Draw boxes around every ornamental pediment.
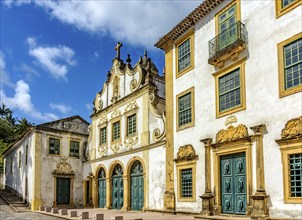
[53,158,74,177]
[215,124,249,144]
[281,116,302,139]
[175,144,198,162]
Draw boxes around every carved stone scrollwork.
[124,100,138,113]
[94,94,103,112]
[153,112,166,142]
[111,143,122,154]
[98,115,108,126]
[98,145,108,157]
[175,144,198,162]
[281,116,302,139]
[53,158,74,177]
[124,136,138,150]
[216,124,249,143]
[149,91,159,107]
[111,109,122,119]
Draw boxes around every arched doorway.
[112,164,123,209]
[130,160,144,210]
[98,168,106,208]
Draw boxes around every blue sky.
[0,0,200,124]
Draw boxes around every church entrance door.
[220,153,246,214]
[112,164,123,209]
[56,177,70,205]
[130,161,144,211]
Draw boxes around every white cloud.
[4,0,200,49]
[1,80,59,121]
[0,51,15,88]
[26,37,76,80]
[50,103,71,114]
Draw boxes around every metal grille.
[127,114,136,136]
[113,121,120,141]
[219,68,241,112]
[100,127,107,145]
[284,38,302,90]
[178,39,191,72]
[178,92,192,127]
[49,138,60,155]
[289,153,302,197]
[180,168,193,198]
[70,141,79,157]
[282,0,295,8]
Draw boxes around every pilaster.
[250,124,269,218]
[122,175,129,210]
[200,138,214,216]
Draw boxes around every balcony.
[208,21,248,67]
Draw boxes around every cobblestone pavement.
[0,196,61,220]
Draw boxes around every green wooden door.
[98,168,106,208]
[221,153,246,215]
[112,164,123,209]
[218,4,237,51]
[130,161,144,211]
[56,178,70,205]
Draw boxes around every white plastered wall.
[172,0,302,217]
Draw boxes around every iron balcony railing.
[208,21,248,62]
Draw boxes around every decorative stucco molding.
[215,124,249,143]
[111,142,122,154]
[175,144,198,162]
[98,115,108,126]
[110,109,122,119]
[94,94,103,112]
[124,136,138,150]
[98,145,108,157]
[281,116,302,139]
[53,158,74,177]
[124,100,139,113]
[153,112,166,143]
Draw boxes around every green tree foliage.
[0,103,34,172]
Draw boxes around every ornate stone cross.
[115,42,123,60]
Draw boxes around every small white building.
[83,45,166,211]
[155,0,301,219]
[2,116,89,210]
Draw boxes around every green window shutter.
[180,168,193,198]
[113,121,121,141]
[283,38,302,90]
[178,38,191,72]
[18,151,21,168]
[70,141,80,157]
[100,127,107,145]
[218,4,238,50]
[49,138,60,155]
[178,92,192,127]
[25,145,28,165]
[289,153,302,197]
[219,68,241,112]
[127,114,136,136]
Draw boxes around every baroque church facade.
[155,0,301,219]
[83,44,166,211]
